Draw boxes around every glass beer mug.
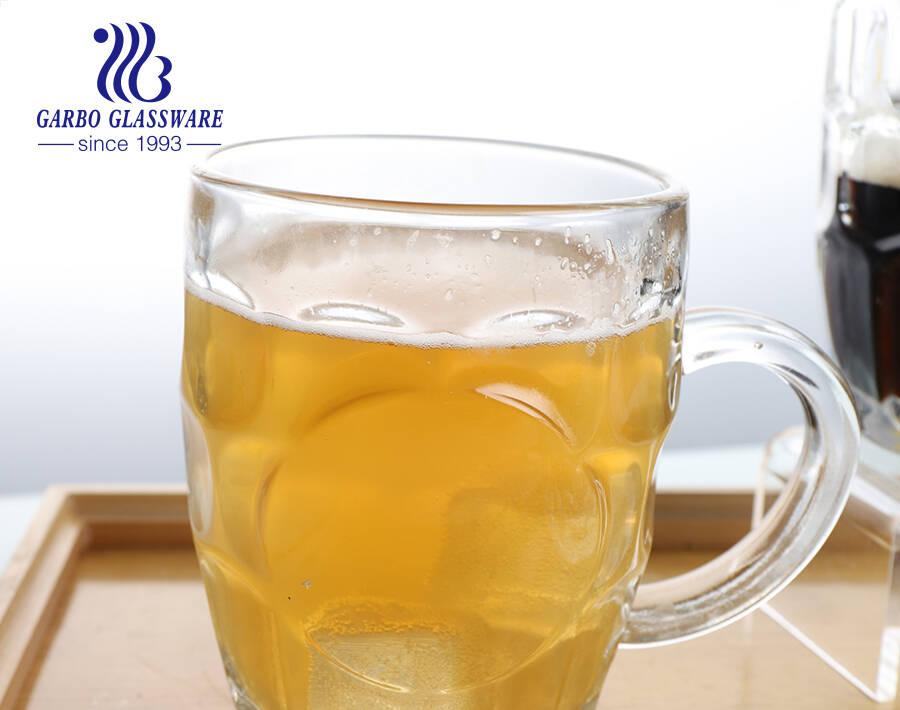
[181,136,858,710]
[820,0,900,449]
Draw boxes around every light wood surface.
[0,487,893,709]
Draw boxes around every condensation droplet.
[754,342,763,350]
[484,254,492,265]
[534,237,543,247]
[584,234,591,243]
[349,237,358,247]
[405,263,413,272]
[302,579,312,590]
[434,232,454,248]
[564,226,572,238]
[560,257,569,270]
[605,239,616,265]
[585,341,597,357]
[444,288,454,301]
[490,229,501,241]
[511,236,519,245]
[373,226,383,236]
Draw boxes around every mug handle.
[621,307,859,646]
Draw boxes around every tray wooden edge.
[0,485,189,707]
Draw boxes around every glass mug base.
[226,680,600,710]
[183,136,858,708]
[219,636,609,710]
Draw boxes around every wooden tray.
[0,486,887,709]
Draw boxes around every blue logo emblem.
[93,23,172,103]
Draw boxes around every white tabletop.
[0,444,767,575]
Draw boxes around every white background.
[0,0,832,493]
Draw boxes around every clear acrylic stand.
[758,426,900,702]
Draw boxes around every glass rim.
[192,134,688,214]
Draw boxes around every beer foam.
[846,116,900,189]
[184,217,685,349]
[185,277,671,349]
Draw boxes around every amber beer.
[182,285,676,710]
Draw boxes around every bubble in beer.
[534,237,543,247]
[373,227,383,236]
[490,229,501,241]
